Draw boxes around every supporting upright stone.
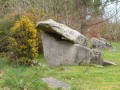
[41,32,92,67]
[41,32,76,67]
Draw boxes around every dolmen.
[36,19,92,67]
[36,19,115,67]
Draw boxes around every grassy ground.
[0,42,120,90]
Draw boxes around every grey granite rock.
[41,32,92,67]
[91,49,103,65]
[36,19,87,46]
[42,77,70,90]
[91,37,112,50]
[91,37,107,50]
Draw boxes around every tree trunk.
[75,0,88,35]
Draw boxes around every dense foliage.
[8,16,38,65]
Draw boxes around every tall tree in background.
[0,0,120,38]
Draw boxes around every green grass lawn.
[0,42,120,90]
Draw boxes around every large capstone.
[36,19,87,46]
[41,32,92,67]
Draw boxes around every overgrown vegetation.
[0,0,120,41]
[0,42,120,90]
[8,16,38,65]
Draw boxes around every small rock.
[91,37,112,50]
[90,49,103,65]
[42,77,70,90]
[102,60,116,66]
[99,38,112,47]
[109,47,118,52]
[91,37,106,50]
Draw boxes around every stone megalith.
[40,32,92,67]
[36,19,87,46]
[36,19,92,67]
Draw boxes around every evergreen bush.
[9,16,38,65]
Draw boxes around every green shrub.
[9,16,38,65]
[0,20,13,52]
[23,8,45,53]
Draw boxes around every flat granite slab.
[36,19,87,46]
[42,77,70,90]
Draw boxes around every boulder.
[102,60,116,66]
[99,38,106,42]
[90,49,116,66]
[99,38,112,47]
[74,44,92,65]
[90,38,116,65]
[41,32,92,67]
[42,77,70,90]
[91,37,107,50]
[91,37,112,50]
[36,19,87,46]
[90,49,103,65]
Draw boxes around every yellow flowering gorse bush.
[10,16,38,64]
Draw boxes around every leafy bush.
[23,8,46,53]
[9,16,38,65]
[0,20,13,52]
